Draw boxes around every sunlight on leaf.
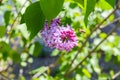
[84,0,96,26]
[40,0,64,22]
[82,68,91,78]
[24,1,45,40]
[0,26,6,38]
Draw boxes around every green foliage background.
[0,0,120,80]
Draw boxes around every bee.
[79,29,85,33]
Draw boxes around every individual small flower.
[56,25,78,52]
[50,18,60,27]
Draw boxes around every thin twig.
[33,61,58,78]
[33,51,65,78]
[0,72,11,80]
[112,71,120,80]
[66,21,120,76]
[28,0,32,3]
[7,0,27,39]
[101,17,120,29]
[64,7,118,76]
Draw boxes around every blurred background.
[0,0,120,80]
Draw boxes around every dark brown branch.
[102,17,120,29]
[66,22,120,76]
[64,7,118,76]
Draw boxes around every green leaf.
[10,51,21,63]
[84,0,96,26]
[74,0,84,9]
[75,74,82,80]
[0,42,11,60]
[51,49,59,56]
[105,52,112,62]
[4,11,11,27]
[19,76,25,80]
[69,2,77,9]
[47,76,54,80]
[24,1,45,40]
[82,68,91,78]
[99,33,107,39]
[0,26,6,38]
[0,42,20,62]
[18,24,30,39]
[21,61,27,67]
[98,73,110,80]
[20,14,25,24]
[61,16,72,26]
[106,0,116,8]
[29,66,46,74]
[97,0,113,10]
[40,0,64,22]
[27,57,33,63]
[0,42,10,52]
[29,42,42,57]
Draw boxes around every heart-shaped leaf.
[24,1,45,40]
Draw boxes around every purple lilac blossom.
[41,18,61,48]
[41,18,78,52]
[57,25,78,51]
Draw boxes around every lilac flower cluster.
[41,18,78,52]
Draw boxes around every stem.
[7,0,27,39]
[33,51,65,78]
[28,0,32,3]
[64,7,118,76]
[103,17,120,28]
[112,71,120,80]
[0,72,10,80]
[66,22,120,76]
